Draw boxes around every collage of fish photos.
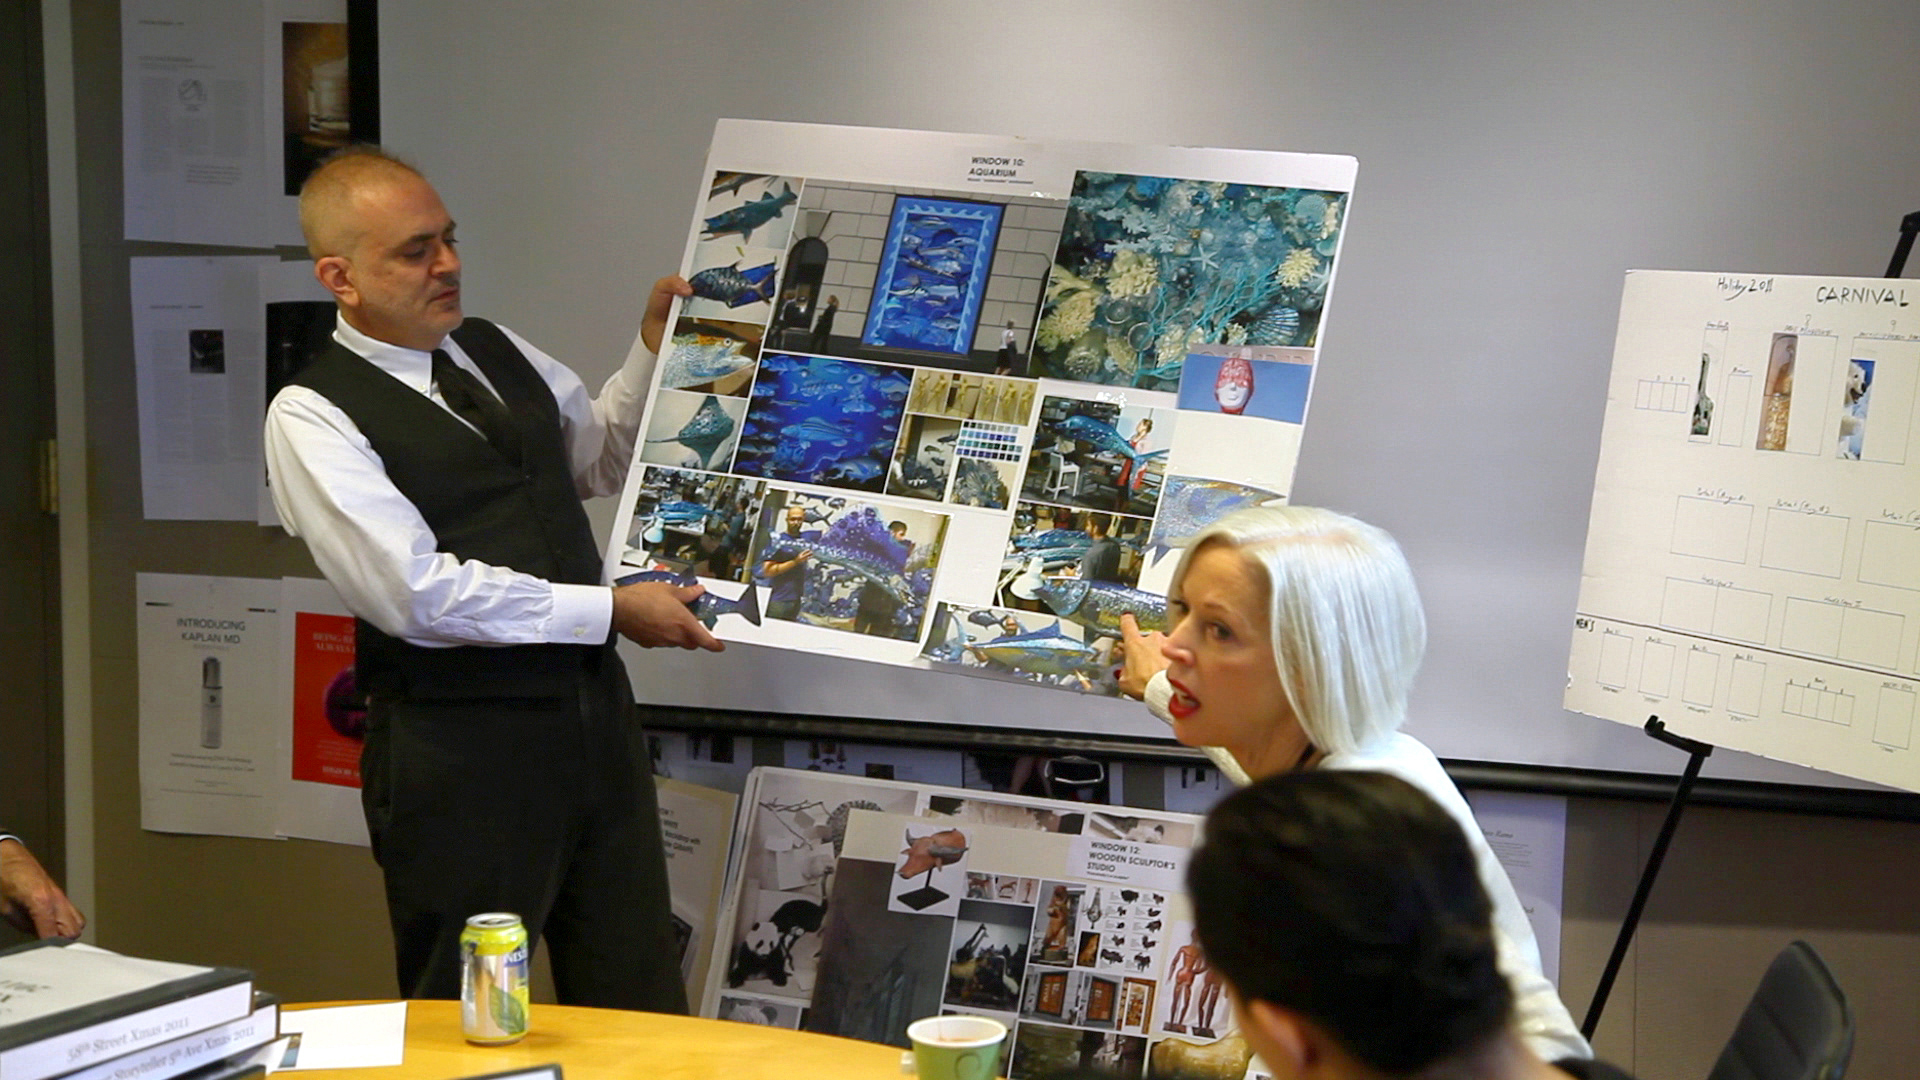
[620,155,1346,694]
[704,769,1255,1080]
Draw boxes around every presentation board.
[606,120,1349,717]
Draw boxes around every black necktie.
[431,348,521,464]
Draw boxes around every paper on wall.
[136,573,283,839]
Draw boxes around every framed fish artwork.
[861,196,1003,357]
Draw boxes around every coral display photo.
[1033,171,1345,390]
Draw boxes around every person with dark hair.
[1078,514,1122,583]
[1189,770,1635,1080]
[808,295,839,354]
[853,521,911,636]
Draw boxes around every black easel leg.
[1581,717,1714,1041]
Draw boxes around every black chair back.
[1706,941,1853,1080]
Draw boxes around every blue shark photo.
[1034,171,1346,389]
[700,176,800,246]
[733,353,912,492]
[862,196,1003,356]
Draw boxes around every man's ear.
[313,256,357,306]
[1243,998,1317,1075]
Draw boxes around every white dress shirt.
[264,316,655,648]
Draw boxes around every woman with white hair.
[1118,505,1589,1062]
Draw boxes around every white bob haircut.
[1169,505,1427,757]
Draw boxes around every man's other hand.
[613,581,724,652]
[641,276,695,356]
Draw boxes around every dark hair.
[1187,771,1512,1075]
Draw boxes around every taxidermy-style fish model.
[689,261,778,308]
[615,566,762,629]
[1051,415,1169,493]
[1008,557,1168,637]
[647,395,735,470]
[701,182,798,244]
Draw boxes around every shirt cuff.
[1144,670,1176,724]
[551,583,614,644]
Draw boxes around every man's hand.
[1116,612,1170,700]
[1,838,85,939]
[640,275,695,356]
[613,581,724,652]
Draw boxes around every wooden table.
[286,1001,905,1080]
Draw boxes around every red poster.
[290,611,363,787]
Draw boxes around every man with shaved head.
[266,146,708,1012]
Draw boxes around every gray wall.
[380,0,1920,787]
[59,1,1920,1076]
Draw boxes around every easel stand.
[1886,210,1920,278]
[1580,716,1714,1040]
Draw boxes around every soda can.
[461,913,530,1045]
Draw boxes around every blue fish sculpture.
[967,619,1106,679]
[614,567,762,629]
[701,182,798,244]
[689,261,778,309]
[1146,476,1286,562]
[662,341,756,388]
[1008,557,1168,637]
[806,507,916,607]
[647,395,735,470]
[1052,415,1170,493]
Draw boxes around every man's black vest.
[290,318,609,700]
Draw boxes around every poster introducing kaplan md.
[136,573,284,839]
[608,120,1354,699]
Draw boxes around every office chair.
[1705,940,1853,1080]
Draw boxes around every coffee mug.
[900,1015,1007,1080]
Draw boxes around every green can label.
[461,913,530,1044]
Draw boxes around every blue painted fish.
[787,416,851,447]
[647,395,735,470]
[701,182,798,244]
[651,500,710,527]
[806,507,916,606]
[689,261,778,308]
[966,619,1106,679]
[615,566,762,629]
[1012,528,1091,552]
[1146,476,1287,562]
[822,457,884,484]
[1008,557,1168,637]
[1052,415,1169,493]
